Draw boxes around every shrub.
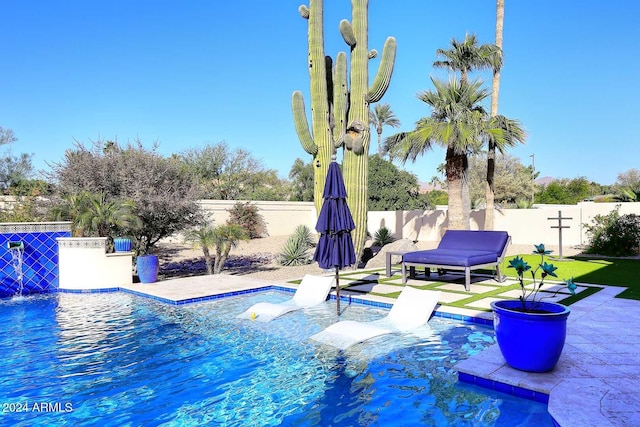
[48,140,203,255]
[227,202,266,239]
[277,225,314,266]
[373,226,396,247]
[585,205,640,256]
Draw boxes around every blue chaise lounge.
[401,230,511,291]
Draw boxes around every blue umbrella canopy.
[313,161,357,315]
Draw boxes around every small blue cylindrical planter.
[491,300,570,372]
[114,238,132,252]
[136,255,159,283]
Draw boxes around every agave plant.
[277,225,315,266]
[508,244,577,311]
[372,226,396,247]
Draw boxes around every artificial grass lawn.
[499,254,640,300]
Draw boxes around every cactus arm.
[292,91,318,155]
[339,19,356,47]
[298,5,310,19]
[367,37,396,103]
[332,51,348,147]
[368,49,377,59]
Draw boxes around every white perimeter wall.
[367,202,640,246]
[199,200,640,246]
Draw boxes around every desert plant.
[507,244,577,311]
[372,226,396,247]
[277,225,315,266]
[183,224,217,275]
[212,223,249,274]
[585,205,640,257]
[49,140,203,255]
[227,201,266,239]
[292,0,397,257]
[51,191,141,240]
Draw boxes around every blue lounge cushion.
[402,249,497,267]
[437,230,509,254]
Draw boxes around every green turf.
[500,254,640,300]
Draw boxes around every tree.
[49,140,203,255]
[468,153,535,206]
[179,142,288,201]
[433,33,503,226]
[0,152,35,193]
[385,78,490,229]
[368,155,430,210]
[486,0,506,229]
[535,177,599,204]
[183,224,217,275]
[211,224,249,274]
[0,127,17,146]
[613,168,640,200]
[433,33,502,85]
[288,158,314,202]
[369,103,400,156]
[76,193,141,239]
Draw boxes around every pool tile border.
[457,372,550,404]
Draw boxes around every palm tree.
[434,33,502,223]
[52,191,140,239]
[486,0,506,229]
[78,193,140,238]
[184,225,217,274]
[433,33,502,85]
[385,77,490,230]
[369,103,401,156]
[212,224,249,274]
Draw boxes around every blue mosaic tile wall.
[0,223,72,298]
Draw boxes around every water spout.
[7,241,25,297]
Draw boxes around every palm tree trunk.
[446,146,468,230]
[203,247,213,275]
[485,0,504,230]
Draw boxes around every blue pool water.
[0,292,552,426]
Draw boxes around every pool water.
[0,292,552,426]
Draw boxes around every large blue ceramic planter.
[136,255,159,283]
[491,300,570,373]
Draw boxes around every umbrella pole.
[335,267,341,315]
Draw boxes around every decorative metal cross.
[547,210,572,259]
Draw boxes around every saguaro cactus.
[292,0,396,256]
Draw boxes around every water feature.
[7,241,24,297]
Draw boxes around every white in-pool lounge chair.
[237,274,335,322]
[309,287,441,350]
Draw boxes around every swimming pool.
[0,291,551,426]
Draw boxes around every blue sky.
[2,1,638,186]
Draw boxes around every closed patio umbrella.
[313,160,357,315]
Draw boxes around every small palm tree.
[369,103,401,156]
[212,224,249,274]
[78,193,140,238]
[52,191,140,239]
[184,225,217,274]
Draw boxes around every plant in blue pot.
[491,244,577,372]
[114,237,133,252]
